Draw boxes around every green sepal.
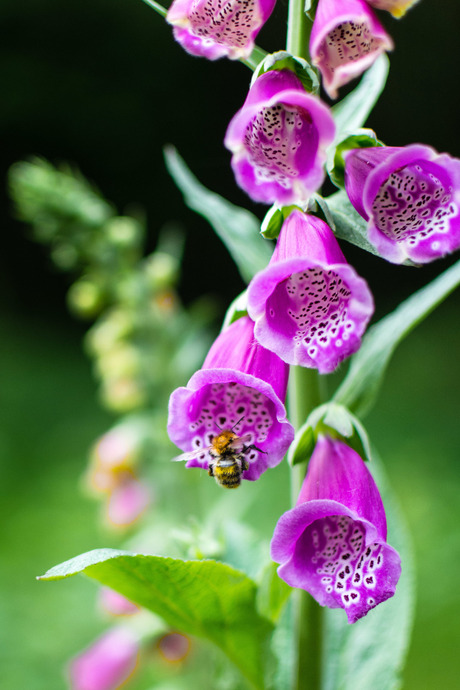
[288,402,371,466]
[251,51,320,95]
[260,204,302,240]
[221,290,249,330]
[327,129,383,189]
[304,0,319,21]
[39,549,274,690]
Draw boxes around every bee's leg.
[208,465,214,477]
[242,443,267,455]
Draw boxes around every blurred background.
[1,0,460,687]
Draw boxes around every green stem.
[286,0,313,59]
[288,366,324,690]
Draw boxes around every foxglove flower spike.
[310,0,394,99]
[168,316,294,481]
[345,145,460,263]
[271,436,401,623]
[225,70,335,205]
[247,211,374,373]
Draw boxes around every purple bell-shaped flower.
[247,211,374,373]
[310,0,394,99]
[345,145,460,263]
[168,316,294,482]
[224,70,335,205]
[271,435,401,624]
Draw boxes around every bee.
[172,423,265,489]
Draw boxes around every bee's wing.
[228,433,253,450]
[171,447,211,463]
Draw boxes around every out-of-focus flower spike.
[247,211,374,373]
[105,476,152,528]
[224,69,335,205]
[271,435,401,624]
[168,315,294,482]
[166,0,277,61]
[99,588,140,617]
[345,145,460,263]
[310,0,394,99]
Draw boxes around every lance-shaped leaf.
[331,54,389,142]
[39,550,273,689]
[164,146,272,284]
[334,257,460,417]
[322,449,414,690]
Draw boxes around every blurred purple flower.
[247,211,374,373]
[224,69,335,204]
[310,0,393,99]
[166,0,276,60]
[168,316,294,481]
[345,145,460,263]
[106,476,151,528]
[99,588,140,617]
[366,0,419,18]
[69,627,139,690]
[271,436,401,624]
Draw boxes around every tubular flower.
[310,0,394,99]
[166,0,276,61]
[247,211,374,373]
[168,316,294,481]
[271,436,401,624]
[69,627,139,690]
[366,0,419,19]
[345,145,460,263]
[224,69,335,205]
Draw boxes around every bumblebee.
[173,428,264,489]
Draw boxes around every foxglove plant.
[247,210,374,372]
[168,315,294,481]
[345,145,460,263]
[166,0,277,60]
[271,435,401,623]
[32,0,460,688]
[224,69,335,204]
[310,0,393,99]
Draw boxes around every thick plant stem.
[288,366,324,690]
[286,0,312,59]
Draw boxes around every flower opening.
[247,211,374,373]
[166,0,276,60]
[345,145,460,263]
[271,436,401,623]
[168,316,294,481]
[224,70,335,205]
[310,0,394,99]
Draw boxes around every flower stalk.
[288,366,324,690]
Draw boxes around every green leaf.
[320,190,381,257]
[39,550,273,689]
[164,146,272,284]
[334,257,460,417]
[322,450,415,690]
[332,55,390,142]
[256,561,292,624]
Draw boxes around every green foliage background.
[1,0,460,688]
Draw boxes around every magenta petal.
[224,70,335,205]
[69,627,139,690]
[310,0,394,99]
[271,437,401,624]
[345,145,460,263]
[168,317,294,481]
[166,0,277,60]
[247,211,374,373]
